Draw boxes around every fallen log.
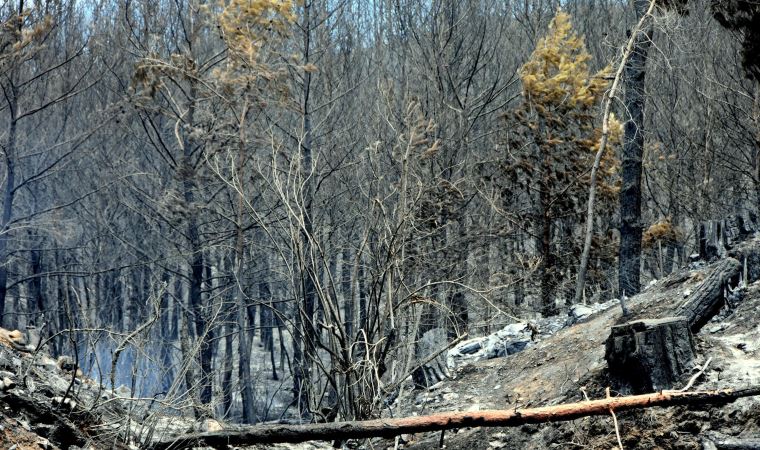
[677,257,740,332]
[150,386,760,449]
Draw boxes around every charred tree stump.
[607,258,742,393]
[605,317,695,393]
[700,221,725,262]
[677,257,740,332]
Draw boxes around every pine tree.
[503,11,621,316]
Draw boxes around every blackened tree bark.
[220,318,234,418]
[258,271,278,381]
[234,111,255,424]
[411,300,439,388]
[28,233,43,307]
[159,272,177,393]
[535,118,556,316]
[357,259,367,332]
[711,1,760,82]
[619,0,653,298]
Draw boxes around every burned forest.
[0,0,759,449]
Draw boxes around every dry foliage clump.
[642,217,683,248]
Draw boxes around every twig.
[607,387,624,450]
[580,387,590,402]
[667,357,712,393]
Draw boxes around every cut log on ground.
[677,257,741,332]
[605,317,695,393]
[149,386,760,449]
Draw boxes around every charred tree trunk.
[357,259,368,332]
[258,256,277,380]
[232,121,255,424]
[180,78,213,412]
[291,0,317,419]
[449,291,468,340]
[175,278,196,413]
[28,232,44,319]
[411,298,439,388]
[220,268,236,419]
[220,323,234,419]
[537,132,555,317]
[159,281,176,393]
[447,217,469,340]
[618,0,653,298]
[0,91,18,328]
[341,247,354,340]
[699,214,757,261]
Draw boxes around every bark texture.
[699,213,757,261]
[605,317,695,393]
[676,257,741,332]
[618,0,654,298]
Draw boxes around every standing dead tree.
[575,0,657,304]
[618,0,656,298]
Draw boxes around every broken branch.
[150,386,760,449]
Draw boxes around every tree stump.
[605,317,695,394]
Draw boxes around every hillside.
[94,239,756,449]
[2,1,760,443]
[389,253,760,449]
[0,242,758,449]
